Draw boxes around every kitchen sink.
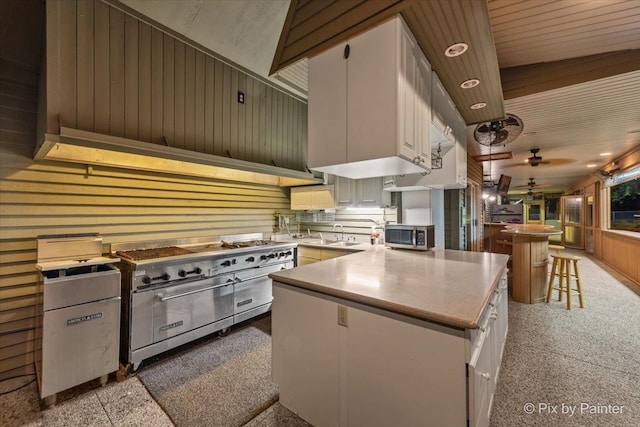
[327,241,360,247]
[300,240,360,247]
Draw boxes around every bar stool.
[546,254,584,309]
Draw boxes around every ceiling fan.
[512,177,553,193]
[503,148,574,168]
[473,113,524,147]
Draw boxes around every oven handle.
[156,280,234,302]
[235,265,290,283]
[234,273,267,283]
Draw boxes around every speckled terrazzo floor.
[489,249,640,426]
[2,250,638,426]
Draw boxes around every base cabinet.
[273,270,508,427]
[297,246,352,265]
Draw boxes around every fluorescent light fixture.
[34,127,321,187]
[599,152,611,156]
[586,164,598,168]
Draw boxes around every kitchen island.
[269,246,509,427]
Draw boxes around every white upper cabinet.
[308,15,431,179]
[290,185,335,210]
[385,72,467,191]
[333,176,389,208]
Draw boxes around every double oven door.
[152,274,235,343]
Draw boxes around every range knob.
[161,273,170,281]
[178,269,186,277]
[284,250,292,256]
[142,276,151,284]
[246,256,255,262]
[221,259,237,267]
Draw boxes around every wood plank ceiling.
[271,0,506,125]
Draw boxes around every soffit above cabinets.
[271,0,505,125]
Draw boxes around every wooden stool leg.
[546,257,558,303]
[566,259,572,310]
[574,259,584,308]
[557,258,565,302]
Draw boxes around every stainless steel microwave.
[385,225,435,250]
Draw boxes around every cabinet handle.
[481,372,491,381]
[344,44,350,59]
[413,156,421,165]
[490,311,498,320]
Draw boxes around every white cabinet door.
[272,285,340,427]
[416,53,432,161]
[357,177,383,206]
[346,304,467,427]
[468,320,494,427]
[308,42,348,169]
[398,25,418,162]
[290,189,311,210]
[334,175,356,207]
[347,16,400,163]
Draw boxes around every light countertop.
[270,246,509,329]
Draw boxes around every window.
[609,178,640,232]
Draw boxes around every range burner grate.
[116,246,194,261]
[221,240,273,249]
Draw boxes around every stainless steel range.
[112,233,296,371]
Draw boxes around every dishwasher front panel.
[40,296,121,398]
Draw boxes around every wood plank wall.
[0,0,304,380]
[46,0,307,171]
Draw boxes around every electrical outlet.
[337,305,348,327]
[237,91,245,104]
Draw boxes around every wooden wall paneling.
[258,84,270,163]
[204,56,215,155]
[173,41,185,149]
[213,60,224,156]
[195,51,206,154]
[124,14,139,139]
[150,27,163,144]
[229,68,239,158]
[283,92,291,169]
[76,0,94,131]
[184,46,196,152]
[236,73,251,160]
[222,64,232,157]
[162,34,175,145]
[109,7,125,136]
[93,0,110,134]
[137,22,151,141]
[251,79,260,163]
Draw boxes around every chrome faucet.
[333,223,344,240]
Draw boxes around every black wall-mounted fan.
[473,113,523,146]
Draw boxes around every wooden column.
[511,235,549,304]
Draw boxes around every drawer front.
[468,323,494,427]
[234,275,272,314]
[44,266,120,310]
[153,280,233,342]
[41,297,120,397]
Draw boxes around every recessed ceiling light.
[470,102,487,110]
[600,152,612,156]
[587,164,598,168]
[444,42,469,57]
[460,78,480,89]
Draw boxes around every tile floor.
[2,250,638,427]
